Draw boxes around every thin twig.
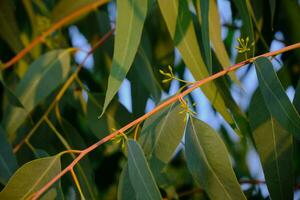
[1,0,110,70]
[31,42,300,200]
[13,29,115,153]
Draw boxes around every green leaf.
[0,0,24,53]
[185,117,246,200]
[59,118,99,199]
[293,79,300,114]
[254,57,300,138]
[127,140,162,200]
[209,0,239,83]
[249,91,293,200]
[0,156,61,199]
[269,0,276,28]
[195,0,212,74]
[101,0,149,117]
[118,163,136,200]
[0,74,24,109]
[130,46,162,103]
[138,102,185,169]
[157,0,234,126]
[87,94,133,139]
[0,127,18,185]
[51,0,108,22]
[232,0,255,58]
[2,49,71,141]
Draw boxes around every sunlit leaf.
[255,57,300,138]
[127,140,162,200]
[209,0,239,83]
[101,0,149,117]
[51,0,110,22]
[118,163,136,200]
[138,102,185,172]
[249,91,293,200]
[157,0,234,126]
[185,117,246,200]
[0,156,61,199]
[0,127,18,185]
[2,50,71,142]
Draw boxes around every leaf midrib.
[270,117,284,200]
[256,63,300,130]
[189,119,232,199]
[23,156,60,198]
[128,146,155,199]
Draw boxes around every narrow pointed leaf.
[158,0,234,125]
[127,140,162,200]
[101,0,148,116]
[0,74,24,109]
[2,50,71,141]
[138,102,185,167]
[255,57,300,138]
[269,0,276,28]
[118,163,136,200]
[249,91,293,200]
[0,0,24,53]
[0,156,61,199]
[0,127,18,185]
[51,0,109,22]
[185,117,246,200]
[195,0,212,74]
[209,0,239,83]
[232,0,255,57]
[293,79,300,113]
[87,94,133,139]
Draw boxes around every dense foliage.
[0,0,300,199]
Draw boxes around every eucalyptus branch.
[13,29,114,153]
[31,42,300,200]
[1,0,110,70]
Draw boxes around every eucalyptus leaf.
[0,0,24,53]
[269,0,276,28]
[118,163,136,200]
[232,0,255,59]
[101,0,149,117]
[2,50,71,142]
[293,79,300,113]
[59,118,99,199]
[209,0,239,83]
[0,127,18,185]
[52,0,97,21]
[249,91,293,200]
[185,117,246,200]
[157,0,234,126]
[195,0,212,74]
[127,140,162,200]
[138,102,185,172]
[0,74,24,109]
[255,57,300,138]
[87,93,133,139]
[0,156,61,199]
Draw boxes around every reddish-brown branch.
[32,43,300,199]
[13,29,114,153]
[1,0,110,70]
